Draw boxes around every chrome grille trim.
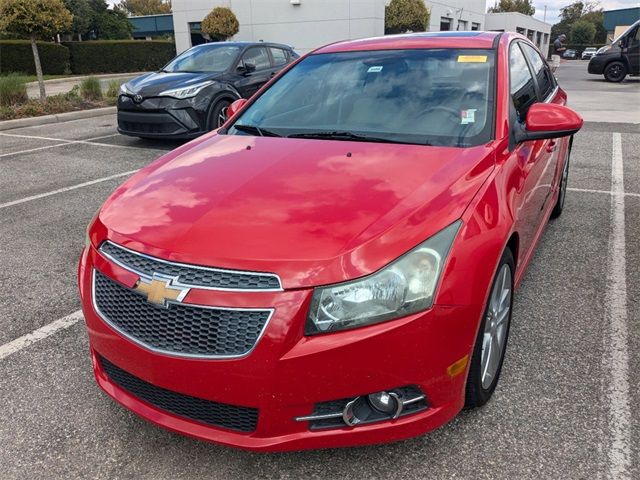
[91,269,274,359]
[98,241,283,292]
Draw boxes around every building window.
[471,22,480,31]
[536,31,543,47]
[189,22,205,46]
[516,27,526,35]
[440,17,452,31]
[457,20,468,31]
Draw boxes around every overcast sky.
[107,1,639,26]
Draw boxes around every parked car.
[116,42,298,139]
[563,49,577,59]
[589,19,640,82]
[581,47,597,60]
[80,31,582,451]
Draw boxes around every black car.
[588,19,640,82]
[117,42,298,139]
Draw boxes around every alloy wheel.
[481,264,512,389]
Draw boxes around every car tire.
[604,61,627,82]
[550,143,570,219]
[208,98,232,130]
[464,248,514,409]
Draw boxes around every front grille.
[99,355,258,432]
[93,270,272,357]
[99,242,282,291]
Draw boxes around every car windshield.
[229,48,496,147]
[162,44,241,73]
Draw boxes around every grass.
[0,73,28,106]
[80,76,102,101]
[0,74,121,120]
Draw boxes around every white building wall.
[485,12,552,57]
[172,0,386,54]
[424,0,487,32]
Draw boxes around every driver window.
[510,43,537,123]
[239,47,271,71]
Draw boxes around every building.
[425,0,486,32]
[171,0,386,54]
[603,7,640,42]
[130,13,174,40]
[484,12,551,56]
[168,0,551,56]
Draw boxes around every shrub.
[80,76,102,100]
[385,0,430,34]
[64,40,175,74]
[201,7,239,41]
[106,79,120,98]
[0,40,70,75]
[571,20,596,45]
[0,73,28,106]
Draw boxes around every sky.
[107,1,640,25]
[530,0,638,23]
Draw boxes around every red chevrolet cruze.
[79,32,583,451]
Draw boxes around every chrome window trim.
[99,240,283,292]
[91,268,275,360]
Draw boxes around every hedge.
[0,41,70,75]
[64,41,176,74]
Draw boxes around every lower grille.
[99,355,258,432]
[93,270,272,358]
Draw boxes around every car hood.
[96,134,495,288]
[126,71,224,97]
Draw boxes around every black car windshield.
[229,49,496,147]
[162,44,241,73]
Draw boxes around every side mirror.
[227,98,248,119]
[515,103,583,143]
[237,62,256,75]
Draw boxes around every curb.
[25,72,146,88]
[0,106,116,131]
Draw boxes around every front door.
[234,47,275,98]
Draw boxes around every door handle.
[546,139,557,153]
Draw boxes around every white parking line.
[568,187,640,198]
[604,132,631,479]
[0,310,83,361]
[0,132,165,157]
[0,169,139,210]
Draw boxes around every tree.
[384,0,430,34]
[63,0,93,40]
[551,1,604,44]
[571,19,596,44]
[95,8,133,39]
[0,0,73,100]
[488,0,535,16]
[201,6,239,41]
[117,0,171,16]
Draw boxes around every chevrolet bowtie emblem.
[133,274,190,307]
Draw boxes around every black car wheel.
[604,61,627,82]
[465,248,514,409]
[208,99,232,130]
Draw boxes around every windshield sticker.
[367,66,384,73]
[461,109,477,124]
[457,55,488,63]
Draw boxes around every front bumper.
[79,245,480,451]
[587,55,608,74]
[117,95,207,139]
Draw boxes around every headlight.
[158,81,214,99]
[306,221,461,335]
[119,83,132,95]
[596,45,611,55]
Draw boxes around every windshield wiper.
[233,124,281,137]
[287,131,417,144]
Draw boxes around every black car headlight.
[158,81,214,100]
[306,221,461,335]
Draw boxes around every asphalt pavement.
[0,62,638,479]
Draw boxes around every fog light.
[368,391,403,418]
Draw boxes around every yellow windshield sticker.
[458,55,488,63]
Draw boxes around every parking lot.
[0,62,638,479]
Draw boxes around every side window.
[510,43,537,123]
[521,43,555,100]
[270,48,289,67]
[240,47,271,71]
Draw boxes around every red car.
[78,31,583,451]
